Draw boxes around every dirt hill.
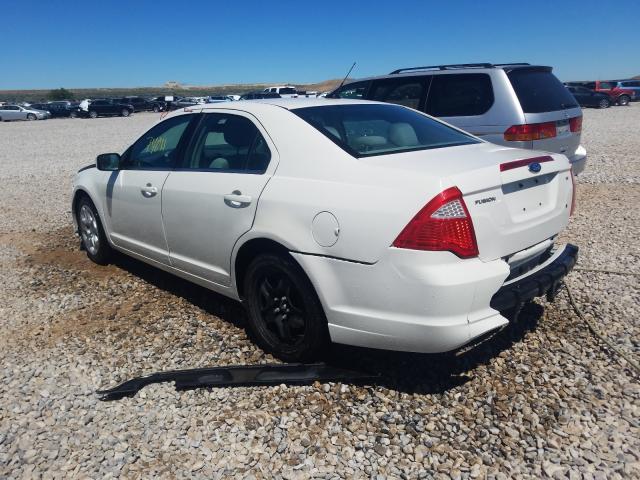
[0,79,347,103]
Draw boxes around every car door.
[107,113,195,264]
[3,106,23,120]
[161,111,277,287]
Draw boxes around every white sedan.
[72,99,578,361]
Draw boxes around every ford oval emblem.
[528,162,542,173]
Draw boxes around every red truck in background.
[566,80,635,106]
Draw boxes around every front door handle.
[141,183,158,198]
[224,190,252,208]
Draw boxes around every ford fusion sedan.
[72,99,578,361]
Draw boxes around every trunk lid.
[364,142,573,261]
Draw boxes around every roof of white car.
[164,98,385,120]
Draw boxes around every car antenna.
[338,62,357,89]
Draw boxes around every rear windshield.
[293,104,479,158]
[508,69,578,113]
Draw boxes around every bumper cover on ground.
[490,244,578,312]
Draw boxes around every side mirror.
[96,152,121,171]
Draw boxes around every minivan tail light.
[504,121,557,141]
[393,187,479,258]
[569,116,582,133]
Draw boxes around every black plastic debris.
[97,363,380,401]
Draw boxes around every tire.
[27,113,36,121]
[618,95,630,106]
[243,253,329,362]
[89,110,98,119]
[153,105,160,113]
[75,196,112,265]
[70,111,78,118]
[598,98,611,109]
[121,109,130,117]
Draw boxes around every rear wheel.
[153,105,160,113]
[70,110,78,118]
[618,95,630,106]
[76,196,112,265]
[598,98,611,109]
[89,110,98,119]
[121,109,130,117]
[27,113,36,121]
[243,253,329,362]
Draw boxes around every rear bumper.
[293,243,578,354]
[490,244,578,312]
[568,145,587,175]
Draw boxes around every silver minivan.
[329,63,586,174]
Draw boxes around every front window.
[370,78,427,110]
[293,104,479,158]
[125,114,192,169]
[279,87,297,95]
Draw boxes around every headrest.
[389,122,419,147]
[223,117,256,148]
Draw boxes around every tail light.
[570,170,577,216]
[393,187,479,258]
[569,116,582,133]
[504,121,557,141]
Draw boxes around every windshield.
[293,104,479,158]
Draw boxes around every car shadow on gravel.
[110,250,544,395]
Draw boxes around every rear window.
[426,73,494,117]
[293,103,479,158]
[508,69,578,113]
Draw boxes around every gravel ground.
[0,108,638,479]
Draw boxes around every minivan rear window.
[508,69,578,113]
[293,103,479,158]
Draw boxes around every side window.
[426,73,494,117]
[331,80,371,99]
[370,78,427,110]
[184,113,271,173]
[125,114,192,170]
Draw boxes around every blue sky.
[1,0,637,89]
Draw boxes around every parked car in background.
[119,96,164,112]
[31,101,83,118]
[206,95,232,103]
[72,99,578,361]
[565,85,611,108]
[612,80,640,100]
[566,80,635,106]
[240,91,281,100]
[87,99,134,118]
[263,86,298,98]
[330,63,587,174]
[172,97,200,109]
[0,104,50,121]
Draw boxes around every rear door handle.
[224,190,252,208]
[141,184,158,197]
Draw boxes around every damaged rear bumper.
[490,243,579,312]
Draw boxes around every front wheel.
[121,109,130,117]
[27,113,36,121]
[89,110,98,119]
[243,253,329,362]
[153,105,160,113]
[598,98,611,109]
[70,110,78,118]
[618,95,630,106]
[76,197,112,265]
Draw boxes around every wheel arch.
[71,188,110,240]
[233,237,302,300]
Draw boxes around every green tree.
[48,88,74,101]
